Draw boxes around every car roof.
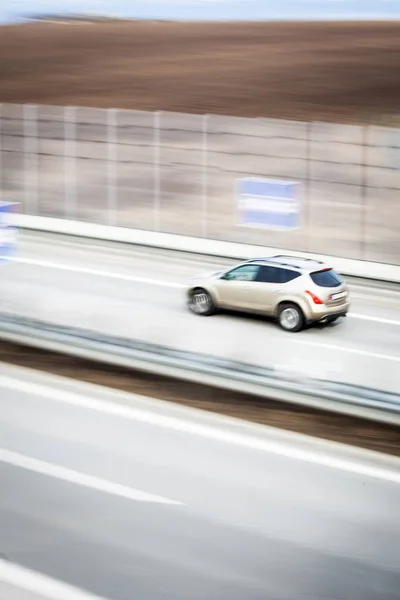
[245,255,330,272]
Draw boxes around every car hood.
[191,270,223,280]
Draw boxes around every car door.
[244,265,284,313]
[214,264,260,309]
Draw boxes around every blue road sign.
[0,201,19,262]
[237,178,301,230]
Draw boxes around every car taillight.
[305,290,323,305]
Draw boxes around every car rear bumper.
[306,301,350,323]
[315,310,348,323]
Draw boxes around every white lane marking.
[0,447,182,506]
[290,339,400,363]
[12,257,400,326]
[0,558,108,600]
[12,257,185,289]
[1,375,399,484]
[352,292,400,303]
[350,313,400,326]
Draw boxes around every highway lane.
[0,558,107,600]
[1,230,400,393]
[1,364,400,600]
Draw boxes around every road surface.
[0,363,400,600]
[0,365,400,600]
[1,230,400,394]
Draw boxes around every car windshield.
[310,268,342,288]
[223,264,259,281]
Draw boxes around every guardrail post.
[107,108,118,226]
[64,106,77,220]
[23,104,38,215]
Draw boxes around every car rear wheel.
[278,303,304,332]
[188,288,215,316]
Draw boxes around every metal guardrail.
[0,313,399,426]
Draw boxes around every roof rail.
[245,255,326,268]
[244,257,301,269]
[271,254,324,263]
[244,257,274,264]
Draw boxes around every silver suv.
[187,255,350,332]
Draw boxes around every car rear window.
[310,269,342,288]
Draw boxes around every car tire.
[277,302,304,332]
[188,288,215,316]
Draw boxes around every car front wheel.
[188,288,215,316]
[277,303,304,332]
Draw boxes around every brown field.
[1,20,400,123]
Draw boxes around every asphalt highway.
[1,230,400,394]
[0,363,400,600]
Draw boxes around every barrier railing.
[1,313,399,425]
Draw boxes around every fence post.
[304,121,312,251]
[360,124,369,261]
[64,106,77,220]
[201,114,209,238]
[23,104,38,215]
[107,108,118,226]
[0,104,2,199]
[153,111,161,232]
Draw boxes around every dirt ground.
[1,341,399,457]
[1,20,400,123]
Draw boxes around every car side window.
[223,264,260,282]
[280,269,301,283]
[255,266,283,284]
